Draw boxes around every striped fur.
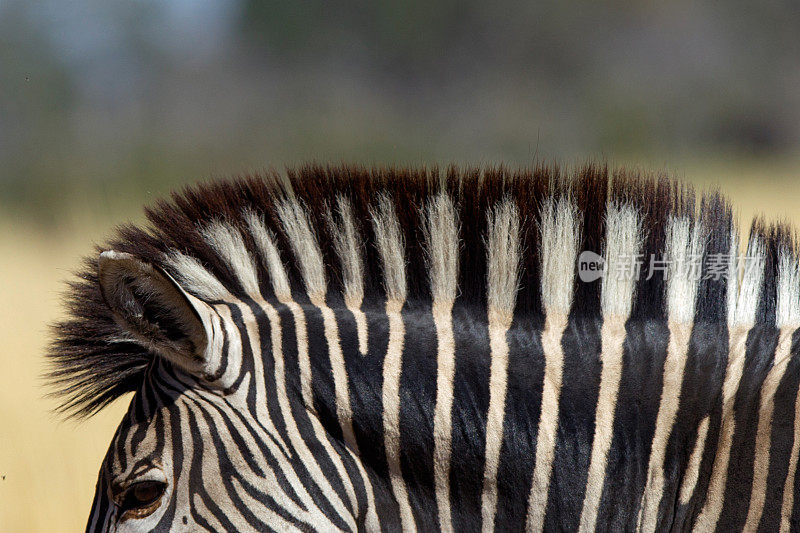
[527,196,581,532]
[47,164,800,532]
[579,202,641,532]
[481,199,521,532]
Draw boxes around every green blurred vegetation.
[2,0,799,227]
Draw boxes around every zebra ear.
[98,251,215,375]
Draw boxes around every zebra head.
[84,249,375,531]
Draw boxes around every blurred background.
[1,0,799,530]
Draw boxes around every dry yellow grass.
[0,164,798,531]
[0,212,133,532]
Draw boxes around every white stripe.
[432,302,456,533]
[730,235,765,328]
[371,196,416,531]
[527,196,580,532]
[164,250,232,301]
[200,221,261,293]
[664,218,704,324]
[243,210,292,298]
[327,196,369,355]
[481,317,512,533]
[423,193,460,532]
[352,308,369,356]
[679,415,711,505]
[383,301,416,532]
[527,313,568,532]
[539,197,581,317]
[578,316,626,532]
[579,202,641,533]
[422,193,459,305]
[275,199,326,298]
[599,203,642,319]
[371,195,406,304]
[481,199,520,533]
[726,227,740,327]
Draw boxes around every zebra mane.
[48,163,798,416]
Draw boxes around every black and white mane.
[47,164,790,416]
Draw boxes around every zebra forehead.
[48,164,800,416]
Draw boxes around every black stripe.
[669,322,728,530]
[718,324,778,531]
[493,313,544,530]
[350,302,403,532]
[449,303,491,532]
[398,302,439,529]
[544,317,602,531]
[596,320,669,531]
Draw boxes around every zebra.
[48,164,800,532]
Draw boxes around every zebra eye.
[118,480,166,520]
